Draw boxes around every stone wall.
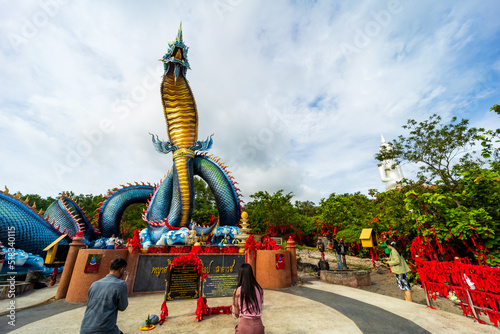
[320,269,371,288]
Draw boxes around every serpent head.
[161,22,190,81]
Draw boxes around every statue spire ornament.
[378,134,404,191]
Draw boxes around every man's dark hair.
[110,258,127,271]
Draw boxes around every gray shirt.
[80,274,128,334]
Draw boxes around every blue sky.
[0,0,499,205]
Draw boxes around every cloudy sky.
[1,0,499,206]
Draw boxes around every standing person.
[232,263,265,334]
[80,258,129,334]
[333,237,342,270]
[379,235,392,272]
[339,239,348,269]
[386,240,412,302]
[325,233,333,252]
[106,234,116,249]
[114,235,124,249]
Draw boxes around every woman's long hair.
[237,263,263,314]
[388,240,399,253]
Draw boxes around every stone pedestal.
[65,249,129,303]
[247,249,256,277]
[286,237,298,283]
[125,246,140,295]
[320,269,371,288]
[55,233,86,299]
[255,250,291,289]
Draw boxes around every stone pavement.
[1,280,498,334]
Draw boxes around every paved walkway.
[1,280,497,333]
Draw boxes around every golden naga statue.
[147,23,241,236]
[160,24,198,227]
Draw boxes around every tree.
[491,104,500,115]
[19,193,57,213]
[477,104,500,160]
[372,107,500,266]
[369,185,418,237]
[121,202,148,239]
[193,177,216,211]
[318,192,375,242]
[294,200,317,217]
[375,114,484,192]
[192,177,218,225]
[245,190,298,235]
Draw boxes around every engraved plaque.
[201,254,245,298]
[132,253,245,297]
[166,265,200,300]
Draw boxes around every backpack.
[339,242,346,255]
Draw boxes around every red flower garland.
[157,250,239,323]
[256,236,283,250]
[158,300,168,325]
[145,245,240,254]
[170,253,208,281]
[416,257,500,326]
[245,234,257,252]
[126,229,142,253]
[245,234,257,262]
[195,297,232,321]
[196,297,209,321]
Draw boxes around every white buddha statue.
[378,135,404,191]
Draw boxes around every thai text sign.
[133,254,245,297]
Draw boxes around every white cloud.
[1,0,499,208]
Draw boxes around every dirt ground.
[296,249,465,316]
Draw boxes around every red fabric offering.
[416,257,500,327]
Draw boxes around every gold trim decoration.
[173,148,195,160]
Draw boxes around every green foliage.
[294,200,318,217]
[245,190,298,234]
[121,202,147,239]
[318,192,375,243]
[193,177,216,212]
[371,106,500,266]
[19,193,57,213]
[244,190,319,246]
[400,163,500,265]
[369,183,426,238]
[192,177,218,225]
[491,104,500,115]
[476,105,500,160]
[375,114,484,192]
[70,192,105,219]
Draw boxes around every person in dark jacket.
[332,237,342,270]
[339,239,348,269]
[80,258,128,334]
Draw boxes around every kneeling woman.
[232,263,265,334]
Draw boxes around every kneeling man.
[80,258,128,334]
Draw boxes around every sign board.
[43,234,68,264]
[202,254,245,298]
[166,265,200,300]
[359,228,378,248]
[132,254,245,297]
[84,254,102,273]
